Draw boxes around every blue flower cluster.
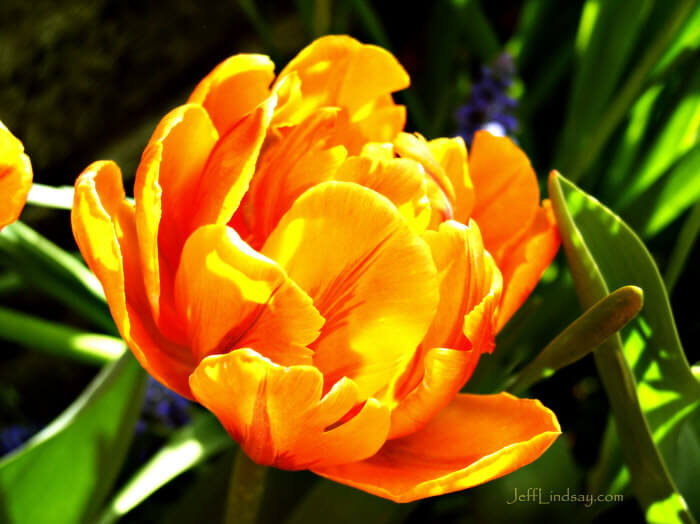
[0,424,36,456]
[456,52,518,144]
[135,376,191,434]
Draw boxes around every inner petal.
[261,181,439,402]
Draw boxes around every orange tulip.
[0,121,32,230]
[72,35,560,502]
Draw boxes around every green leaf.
[664,199,700,293]
[558,0,696,182]
[97,412,232,524]
[0,307,123,365]
[549,171,700,521]
[0,221,114,333]
[505,285,644,394]
[616,68,700,211]
[626,144,700,238]
[0,352,147,524]
[557,0,654,170]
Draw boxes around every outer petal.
[72,161,195,398]
[496,200,560,332]
[174,224,323,366]
[261,182,439,402]
[389,220,502,438]
[189,348,391,470]
[274,35,409,124]
[0,121,32,229]
[469,130,539,261]
[313,392,561,503]
[134,101,272,339]
[188,54,275,136]
[134,104,218,341]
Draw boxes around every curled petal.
[188,54,275,135]
[427,136,475,224]
[313,393,561,503]
[389,220,502,437]
[496,200,560,331]
[274,35,409,125]
[261,181,439,402]
[469,130,539,261]
[189,348,391,469]
[72,161,195,397]
[334,151,431,232]
[174,224,323,365]
[0,121,32,229]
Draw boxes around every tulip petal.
[388,220,502,438]
[334,152,430,232]
[187,96,275,232]
[247,108,347,245]
[174,224,323,365]
[188,54,275,135]
[189,348,391,469]
[261,181,439,402]
[469,130,539,261]
[134,104,218,340]
[72,161,195,398]
[0,121,32,229]
[313,392,561,503]
[427,136,475,224]
[275,35,409,124]
[496,201,560,331]
[394,133,457,227]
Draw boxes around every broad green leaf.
[0,352,147,524]
[549,172,700,522]
[0,307,123,365]
[653,3,700,77]
[506,285,643,394]
[97,412,232,524]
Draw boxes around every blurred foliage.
[1,0,699,523]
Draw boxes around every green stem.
[224,449,268,524]
[0,307,124,365]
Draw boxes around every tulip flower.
[72,35,560,502]
[0,121,33,230]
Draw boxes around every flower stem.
[224,448,268,524]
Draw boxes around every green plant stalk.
[664,199,700,293]
[97,413,232,524]
[0,307,123,365]
[224,448,269,524]
[26,183,75,210]
[565,0,696,182]
[506,285,643,394]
